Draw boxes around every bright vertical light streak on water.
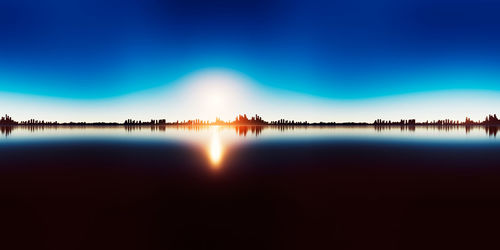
[208,126,224,168]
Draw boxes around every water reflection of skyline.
[486,126,498,137]
[235,126,263,137]
[1,124,499,172]
[0,126,13,137]
[1,125,500,138]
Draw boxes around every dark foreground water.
[1,125,499,249]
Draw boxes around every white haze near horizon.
[1,69,500,123]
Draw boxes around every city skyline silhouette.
[2,113,500,126]
[2,1,500,249]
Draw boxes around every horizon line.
[1,113,499,126]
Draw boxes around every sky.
[1,0,500,122]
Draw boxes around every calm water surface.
[0,125,499,249]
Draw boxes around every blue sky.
[1,0,500,121]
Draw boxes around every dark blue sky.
[1,0,500,99]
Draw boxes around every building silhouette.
[0,113,499,127]
[0,114,17,125]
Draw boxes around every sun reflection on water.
[208,126,224,168]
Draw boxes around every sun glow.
[176,69,255,121]
[205,90,225,112]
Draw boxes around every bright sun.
[182,70,251,120]
[208,92,224,106]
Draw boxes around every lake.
[1,125,499,249]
